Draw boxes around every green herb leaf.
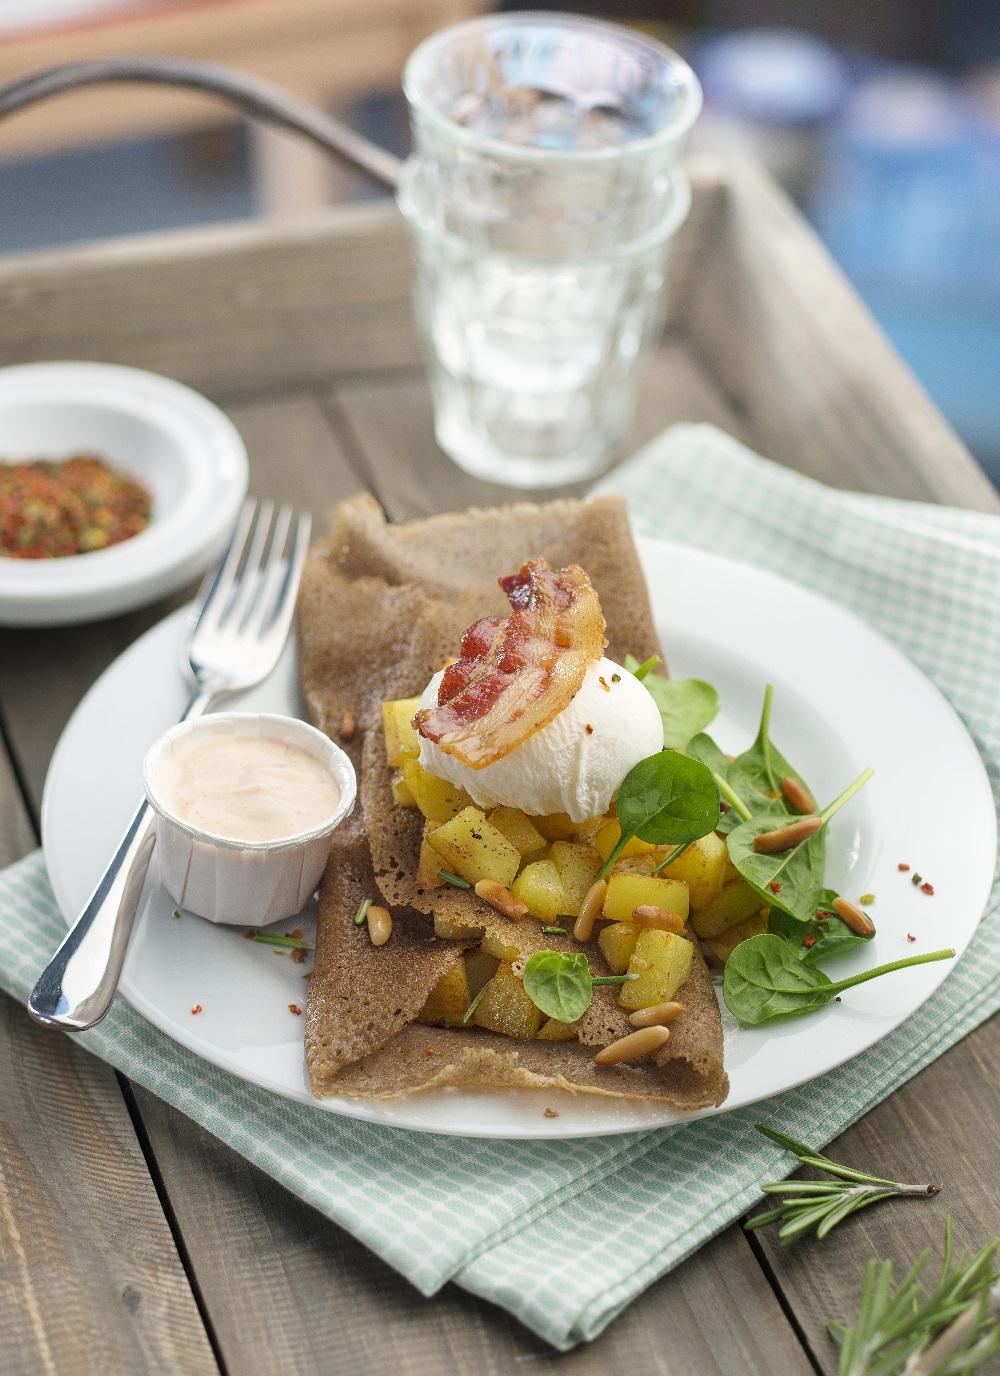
[439,869,472,889]
[624,656,720,748]
[724,934,955,1026]
[624,653,660,682]
[522,950,593,1023]
[600,751,721,879]
[726,684,812,826]
[249,931,315,951]
[769,889,875,964]
[462,981,490,1025]
[686,732,731,778]
[542,925,567,935]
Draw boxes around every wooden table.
[1,155,998,1376]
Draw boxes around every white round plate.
[41,537,996,1138]
[0,362,248,625]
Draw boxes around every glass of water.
[398,13,700,488]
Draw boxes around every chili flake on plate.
[0,453,151,559]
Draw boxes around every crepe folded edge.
[298,493,729,1111]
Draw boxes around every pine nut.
[339,710,357,742]
[631,904,685,933]
[366,905,393,946]
[573,878,608,942]
[629,1001,685,1028]
[594,1025,670,1065]
[832,896,876,937]
[780,775,815,813]
[753,816,823,853]
[474,879,528,921]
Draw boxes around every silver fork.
[28,499,312,1032]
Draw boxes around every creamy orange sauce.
[157,732,339,842]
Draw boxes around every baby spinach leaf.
[768,891,875,965]
[723,934,954,1026]
[522,950,593,1022]
[600,751,721,878]
[727,816,827,925]
[727,684,811,825]
[686,732,730,778]
[624,656,721,749]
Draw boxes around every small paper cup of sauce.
[142,712,356,925]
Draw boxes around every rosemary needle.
[746,1124,941,1246]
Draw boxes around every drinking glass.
[398,13,701,488]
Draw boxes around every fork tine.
[224,498,275,632]
[194,497,257,637]
[240,503,294,640]
[253,511,312,660]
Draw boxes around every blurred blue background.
[0,0,997,485]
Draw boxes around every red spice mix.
[0,453,152,558]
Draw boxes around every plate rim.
[40,534,998,1137]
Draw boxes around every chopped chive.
[172,908,181,919]
[353,898,371,925]
[250,932,315,950]
[631,655,660,682]
[542,925,567,935]
[592,973,640,985]
[462,982,490,1024]
[859,893,875,905]
[439,869,472,889]
[611,673,621,683]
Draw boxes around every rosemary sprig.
[353,899,371,926]
[247,931,315,950]
[542,925,567,935]
[439,869,472,889]
[746,1125,941,1246]
[830,1219,1000,1375]
[462,982,490,1025]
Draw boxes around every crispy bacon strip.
[413,560,606,768]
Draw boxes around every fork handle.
[28,683,219,1031]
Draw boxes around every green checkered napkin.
[2,423,999,1351]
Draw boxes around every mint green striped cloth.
[2,424,999,1350]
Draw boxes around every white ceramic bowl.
[0,361,248,625]
[142,713,357,926]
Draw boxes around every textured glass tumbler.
[398,13,700,488]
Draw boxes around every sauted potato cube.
[381,697,422,767]
[618,930,693,1011]
[511,859,565,924]
[471,963,543,1039]
[657,832,728,913]
[602,873,689,924]
[594,818,657,864]
[690,877,765,939]
[704,911,769,965]
[550,841,601,916]
[481,929,527,964]
[401,760,475,825]
[537,1016,580,1041]
[533,812,579,842]
[598,921,639,975]
[487,806,547,858]
[426,807,520,887]
[416,838,446,891]
[391,773,417,807]
[433,911,485,941]
[417,957,470,1025]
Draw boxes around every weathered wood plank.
[126,1084,816,1376]
[753,1018,1000,1375]
[685,157,1000,514]
[0,751,217,1375]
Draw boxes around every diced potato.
[537,1016,580,1041]
[724,855,741,883]
[426,807,521,887]
[391,773,417,807]
[598,921,639,975]
[416,838,445,892]
[433,911,485,941]
[511,859,565,924]
[609,853,662,877]
[533,812,579,842]
[481,929,525,964]
[602,874,689,924]
[401,760,475,826]
[550,841,601,916]
[487,806,547,858]
[657,832,728,913]
[464,947,500,996]
[704,911,770,965]
[690,877,765,939]
[594,818,657,864]
[618,930,694,1011]
[381,697,422,767]
[471,963,543,1039]
[417,958,470,1025]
